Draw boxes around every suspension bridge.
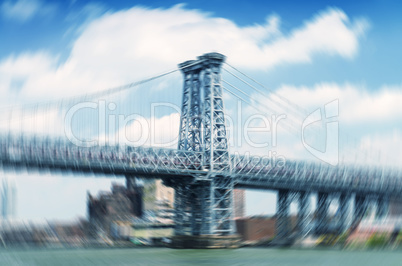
[0,53,401,247]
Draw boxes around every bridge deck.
[1,135,401,197]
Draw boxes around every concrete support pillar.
[276,190,291,240]
[376,196,389,219]
[298,192,311,237]
[338,194,351,233]
[353,194,368,227]
[315,192,330,235]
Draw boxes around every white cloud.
[66,3,105,22]
[258,9,369,67]
[247,83,402,166]
[68,5,366,69]
[0,52,58,101]
[0,0,54,22]
[0,106,64,137]
[273,83,402,124]
[113,113,180,149]
[359,130,402,167]
[1,0,39,21]
[0,5,369,100]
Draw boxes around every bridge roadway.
[1,135,401,198]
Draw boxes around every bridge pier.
[275,190,292,243]
[353,194,368,227]
[170,178,239,248]
[376,196,389,219]
[190,181,212,235]
[210,176,236,235]
[174,177,235,236]
[173,182,192,235]
[297,192,311,238]
[315,192,330,235]
[337,194,351,233]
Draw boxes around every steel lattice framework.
[0,53,402,241]
[173,53,234,236]
[3,135,401,196]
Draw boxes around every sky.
[0,0,402,220]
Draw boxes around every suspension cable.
[1,59,205,114]
[222,80,300,134]
[223,62,385,167]
[224,62,307,115]
[222,85,298,135]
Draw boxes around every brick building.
[235,215,297,243]
[233,189,246,218]
[236,216,276,242]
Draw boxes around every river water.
[0,247,400,265]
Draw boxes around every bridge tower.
[168,53,238,248]
[177,52,230,171]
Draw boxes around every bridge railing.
[0,134,203,176]
[127,146,203,172]
[1,134,402,194]
[230,154,402,195]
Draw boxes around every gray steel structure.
[172,53,234,235]
[0,53,402,241]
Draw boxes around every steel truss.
[231,154,402,197]
[1,134,402,198]
[210,175,235,235]
[0,135,204,176]
[201,55,230,172]
[174,53,234,237]
[172,176,235,236]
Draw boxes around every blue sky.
[2,0,402,89]
[1,0,402,219]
